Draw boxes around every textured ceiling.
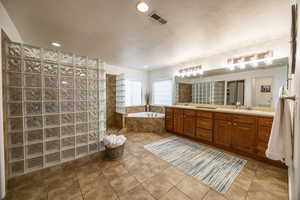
[1,0,290,70]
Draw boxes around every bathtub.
[126,112,165,133]
[127,112,165,118]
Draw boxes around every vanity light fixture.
[51,42,61,47]
[137,1,149,13]
[227,50,274,70]
[176,65,204,77]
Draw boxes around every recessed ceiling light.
[51,42,61,47]
[137,1,149,13]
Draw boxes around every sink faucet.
[235,101,241,109]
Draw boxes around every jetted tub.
[126,112,165,133]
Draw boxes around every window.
[125,80,142,106]
[152,80,172,105]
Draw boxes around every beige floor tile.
[102,164,129,179]
[176,175,209,200]
[109,174,140,195]
[224,184,247,200]
[247,191,288,200]
[160,187,191,200]
[160,166,186,185]
[202,190,227,200]
[142,174,174,199]
[130,164,156,183]
[119,185,155,200]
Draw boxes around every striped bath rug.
[144,136,246,193]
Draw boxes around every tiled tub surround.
[106,74,117,129]
[3,41,106,177]
[126,112,165,133]
[5,131,288,200]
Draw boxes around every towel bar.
[281,95,296,101]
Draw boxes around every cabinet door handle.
[227,122,231,125]
[233,123,237,126]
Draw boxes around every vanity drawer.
[196,111,213,119]
[184,109,196,117]
[258,117,273,127]
[233,115,256,125]
[196,118,213,130]
[196,128,212,142]
[165,108,174,114]
[215,113,233,121]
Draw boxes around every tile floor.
[5,131,288,200]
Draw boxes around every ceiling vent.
[149,12,167,25]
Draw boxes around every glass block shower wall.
[3,41,106,177]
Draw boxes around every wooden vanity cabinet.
[256,117,273,158]
[214,113,233,147]
[165,108,174,132]
[183,110,196,137]
[195,111,213,142]
[231,115,257,154]
[174,109,184,134]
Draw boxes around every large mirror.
[175,59,288,108]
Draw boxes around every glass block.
[89,111,98,122]
[62,137,75,148]
[25,130,43,146]
[76,145,88,156]
[8,42,21,57]
[75,78,87,89]
[46,152,60,164]
[76,112,88,123]
[75,68,87,77]
[7,58,22,72]
[61,102,74,112]
[87,58,97,68]
[43,63,58,75]
[62,148,75,160]
[88,80,98,90]
[8,117,23,132]
[76,123,88,134]
[44,76,58,88]
[23,45,41,59]
[61,125,75,137]
[61,113,74,125]
[60,53,73,65]
[45,115,60,127]
[88,69,98,79]
[44,89,58,101]
[25,88,42,101]
[88,90,98,101]
[25,74,41,87]
[43,49,58,62]
[8,88,22,101]
[45,140,60,153]
[89,143,98,153]
[76,135,88,145]
[9,132,23,145]
[60,66,73,76]
[88,101,98,111]
[61,76,74,88]
[24,60,41,73]
[8,103,23,116]
[7,72,21,87]
[75,56,87,66]
[10,161,24,175]
[44,102,59,113]
[25,116,43,130]
[60,89,74,100]
[76,90,87,101]
[25,102,42,115]
[76,101,87,112]
[89,132,97,142]
[10,146,24,160]
[45,128,60,140]
[26,156,43,170]
[26,143,43,157]
[89,122,99,132]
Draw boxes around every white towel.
[266,87,293,166]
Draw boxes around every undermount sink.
[195,106,217,109]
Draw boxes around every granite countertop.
[165,105,275,117]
